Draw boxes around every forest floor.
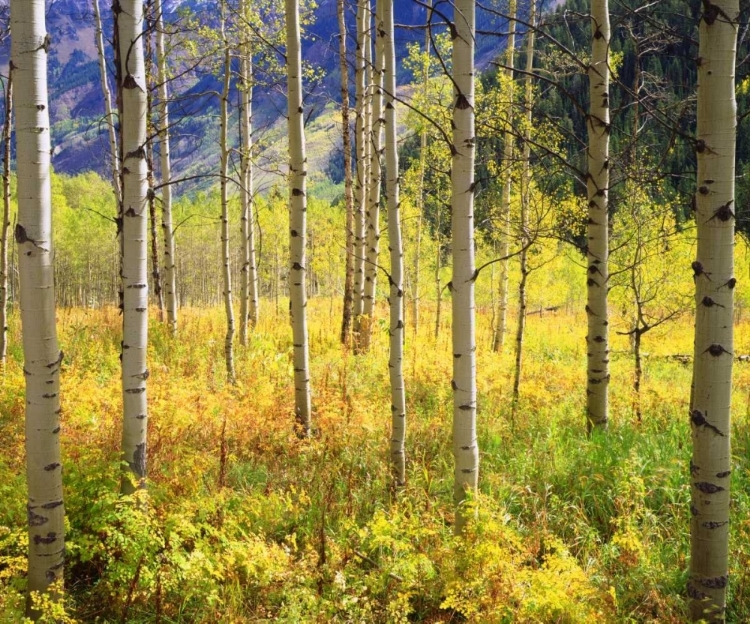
[1,301,750,622]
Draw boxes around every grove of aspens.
[2,0,750,622]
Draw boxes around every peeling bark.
[0,71,12,364]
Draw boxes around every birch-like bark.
[239,0,259,342]
[492,0,515,353]
[0,72,12,364]
[339,0,355,345]
[412,0,431,336]
[220,1,235,384]
[144,15,164,319]
[352,0,367,350]
[94,0,121,205]
[362,0,383,351]
[381,0,405,487]
[511,0,534,413]
[451,0,477,533]
[155,0,178,335]
[688,1,738,619]
[286,0,312,435]
[12,0,65,607]
[117,0,149,493]
[585,0,610,431]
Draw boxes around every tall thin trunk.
[412,0,431,337]
[510,0,534,415]
[220,1,235,384]
[339,0,355,346]
[12,1,65,609]
[688,1,738,619]
[633,328,642,422]
[352,0,367,350]
[451,0,477,534]
[144,10,164,319]
[381,0,405,487]
[117,0,149,494]
[286,0,312,435]
[239,0,259,343]
[492,0,516,353]
[434,206,442,340]
[155,0,178,335]
[362,0,383,351]
[94,0,121,205]
[585,0,610,431]
[0,72,12,364]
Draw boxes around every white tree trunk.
[11,0,66,606]
[0,72,12,364]
[412,0,431,337]
[94,0,121,205]
[492,0,515,353]
[155,0,178,335]
[220,2,235,383]
[362,0,383,350]
[338,0,355,345]
[239,2,259,342]
[352,0,368,349]
[689,1,738,619]
[586,0,610,431]
[286,0,312,435]
[381,0,405,487]
[451,0,477,533]
[117,0,149,493]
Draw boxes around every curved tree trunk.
[0,72,12,364]
[220,1,235,384]
[155,0,178,335]
[338,0,355,346]
[451,0,477,534]
[286,0,312,436]
[12,1,66,609]
[381,0,405,487]
[688,1,738,619]
[585,0,610,431]
[492,0,515,353]
[362,0,383,351]
[117,0,149,494]
[93,0,121,205]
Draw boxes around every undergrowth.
[2,300,750,622]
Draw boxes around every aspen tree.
[11,0,66,606]
[492,0,515,353]
[688,1,738,619]
[155,0,178,335]
[585,0,610,431]
[116,0,149,493]
[381,0,405,487]
[286,0,312,435]
[219,0,236,383]
[0,72,11,363]
[94,0,121,205]
[338,0,355,345]
[352,0,368,349]
[362,0,384,351]
[451,0,478,533]
[239,0,259,342]
[511,0,535,411]
[412,0,431,335]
